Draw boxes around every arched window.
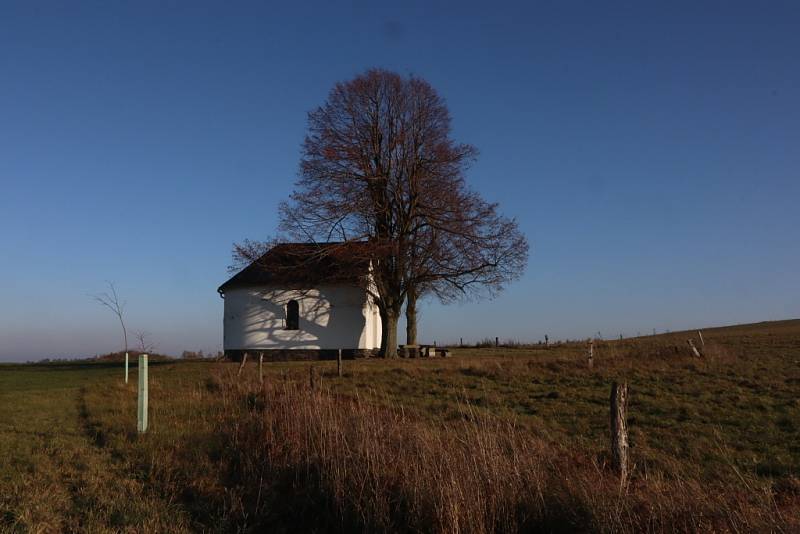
[285,299,299,330]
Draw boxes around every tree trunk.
[379,307,389,355]
[383,309,399,358]
[405,287,418,345]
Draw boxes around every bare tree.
[237,69,527,356]
[403,176,528,344]
[134,330,155,354]
[93,281,128,356]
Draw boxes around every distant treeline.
[31,350,223,364]
[181,350,224,360]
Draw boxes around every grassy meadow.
[1,320,799,532]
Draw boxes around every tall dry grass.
[210,367,797,533]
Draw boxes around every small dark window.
[286,300,299,330]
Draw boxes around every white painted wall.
[223,285,381,350]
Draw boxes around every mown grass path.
[0,364,190,533]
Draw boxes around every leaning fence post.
[238,352,248,377]
[125,351,129,384]
[698,331,705,348]
[610,381,628,482]
[337,349,342,377]
[137,354,148,433]
[259,352,264,384]
[687,339,702,358]
[587,340,594,369]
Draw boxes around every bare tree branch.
[92,281,128,355]
[134,330,155,354]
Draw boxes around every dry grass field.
[1,320,799,532]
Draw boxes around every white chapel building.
[218,243,382,360]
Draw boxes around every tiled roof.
[217,242,371,293]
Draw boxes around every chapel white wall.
[223,285,382,350]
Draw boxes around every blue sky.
[1,1,798,361]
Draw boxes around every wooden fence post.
[309,365,316,390]
[587,340,594,369]
[137,354,148,433]
[337,349,342,377]
[259,352,264,385]
[495,336,499,347]
[698,331,705,348]
[125,351,129,384]
[610,381,628,482]
[238,352,248,377]
[460,337,463,347]
[687,339,702,358]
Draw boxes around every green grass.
[1,320,799,531]
[0,362,197,531]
